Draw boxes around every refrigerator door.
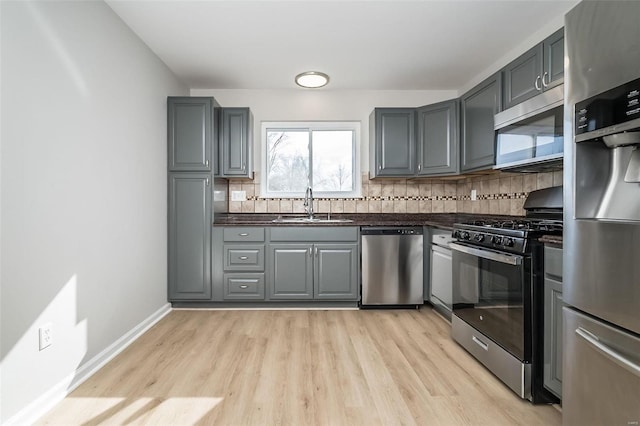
[563,307,640,426]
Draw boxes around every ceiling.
[106,0,578,91]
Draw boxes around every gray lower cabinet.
[212,226,359,303]
[314,244,358,300]
[219,107,253,178]
[503,28,564,109]
[268,227,360,301]
[417,100,459,176]
[268,242,358,301]
[168,173,212,300]
[168,97,219,172]
[223,273,265,300]
[369,108,416,177]
[218,227,266,301]
[269,244,314,299]
[543,245,563,399]
[460,72,502,172]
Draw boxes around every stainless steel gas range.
[450,186,562,404]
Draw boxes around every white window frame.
[260,121,361,198]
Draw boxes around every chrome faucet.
[304,186,314,219]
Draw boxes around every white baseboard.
[4,303,172,426]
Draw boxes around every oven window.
[496,105,563,165]
[452,248,528,361]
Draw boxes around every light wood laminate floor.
[38,308,561,425]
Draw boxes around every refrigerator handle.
[576,327,640,378]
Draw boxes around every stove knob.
[503,237,514,247]
[474,233,485,242]
[461,231,470,240]
[452,230,459,239]
[492,235,502,244]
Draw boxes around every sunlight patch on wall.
[26,2,89,96]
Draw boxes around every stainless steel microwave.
[494,85,564,172]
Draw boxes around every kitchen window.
[261,121,361,198]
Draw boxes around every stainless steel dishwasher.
[361,227,423,307]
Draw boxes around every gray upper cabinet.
[168,97,219,172]
[314,244,358,300]
[369,108,416,177]
[503,28,564,109]
[542,29,564,91]
[417,100,459,176]
[219,107,253,178]
[168,173,212,300]
[460,72,502,172]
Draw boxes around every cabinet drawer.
[223,273,265,300]
[223,227,265,242]
[224,244,265,271]
[544,245,563,279]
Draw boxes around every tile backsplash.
[227,170,563,216]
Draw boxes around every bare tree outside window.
[262,122,360,197]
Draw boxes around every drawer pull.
[472,335,489,351]
[239,285,249,289]
[239,233,249,237]
[239,256,249,260]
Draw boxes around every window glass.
[262,122,360,198]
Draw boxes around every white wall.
[191,89,458,173]
[0,1,187,422]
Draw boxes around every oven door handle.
[449,242,522,266]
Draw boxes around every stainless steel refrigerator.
[564,2,640,425]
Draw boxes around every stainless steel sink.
[271,217,353,224]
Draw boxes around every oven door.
[451,242,531,362]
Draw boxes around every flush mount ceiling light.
[295,71,330,88]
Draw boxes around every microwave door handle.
[449,242,522,266]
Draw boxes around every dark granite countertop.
[214,213,521,230]
[539,235,563,246]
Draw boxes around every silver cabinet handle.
[378,164,382,171]
[534,75,542,91]
[308,247,312,257]
[472,335,489,351]
[239,233,249,237]
[314,247,318,257]
[575,327,640,378]
[239,256,248,260]
[542,72,549,88]
[205,178,210,186]
[418,163,421,172]
[205,160,209,167]
[450,242,522,265]
[239,285,249,289]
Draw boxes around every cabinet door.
[417,100,459,176]
[314,244,358,300]
[544,276,563,398]
[503,45,543,109]
[268,244,313,300]
[220,107,252,177]
[430,244,452,310]
[168,173,212,300]
[542,28,564,91]
[168,97,213,172]
[460,72,502,172]
[371,108,416,177]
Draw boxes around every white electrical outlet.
[471,189,477,201]
[231,190,246,202]
[39,323,52,350]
